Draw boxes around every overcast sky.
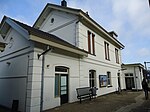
[0,0,150,65]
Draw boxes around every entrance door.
[125,77,135,90]
[60,74,68,104]
[55,66,69,105]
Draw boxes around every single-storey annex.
[122,63,144,90]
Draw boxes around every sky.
[0,0,150,65]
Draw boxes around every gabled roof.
[33,3,125,49]
[0,16,88,56]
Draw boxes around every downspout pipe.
[134,66,138,91]
[38,46,52,112]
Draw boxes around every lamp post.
[144,62,150,80]
[144,61,150,70]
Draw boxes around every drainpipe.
[40,55,45,112]
[38,46,52,112]
[134,66,138,91]
[75,20,79,47]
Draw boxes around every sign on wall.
[99,75,107,87]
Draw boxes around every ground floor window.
[89,70,96,87]
[107,72,111,86]
[55,74,60,97]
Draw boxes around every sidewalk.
[116,93,145,112]
[0,91,145,112]
[45,91,143,112]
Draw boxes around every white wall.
[42,51,122,110]
[39,10,78,46]
[0,28,33,111]
[0,54,29,111]
[42,52,80,110]
[122,66,143,90]
[1,28,31,57]
[77,22,122,65]
[77,21,123,91]
[80,59,120,95]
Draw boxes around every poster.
[99,75,107,87]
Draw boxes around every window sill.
[100,86,107,88]
[107,85,112,88]
[88,53,96,56]
[105,59,110,61]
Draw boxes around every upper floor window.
[115,48,119,64]
[87,31,95,55]
[104,42,110,60]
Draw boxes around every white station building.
[0,1,125,112]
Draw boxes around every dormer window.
[87,31,95,55]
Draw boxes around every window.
[115,48,119,63]
[89,70,96,87]
[87,31,95,55]
[51,18,54,23]
[55,74,60,97]
[107,72,111,86]
[104,42,110,60]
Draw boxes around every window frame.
[89,70,96,87]
[87,31,95,55]
[55,66,69,97]
[104,41,110,60]
[55,74,60,97]
[115,48,119,64]
[107,71,112,87]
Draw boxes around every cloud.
[137,48,150,57]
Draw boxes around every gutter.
[30,35,88,57]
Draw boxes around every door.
[60,74,68,104]
[125,77,135,90]
[125,77,131,90]
[118,73,121,88]
[55,66,69,105]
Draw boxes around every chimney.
[109,31,118,38]
[86,11,89,16]
[61,0,67,7]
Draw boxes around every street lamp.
[144,61,150,70]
